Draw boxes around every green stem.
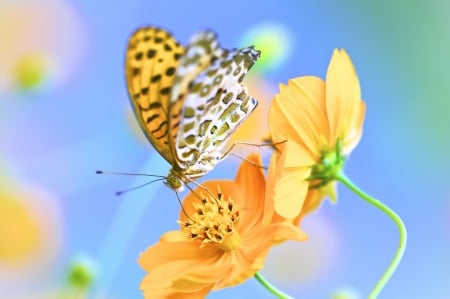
[336,171,407,299]
[254,272,294,299]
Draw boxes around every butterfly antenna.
[96,170,166,178]
[115,178,166,196]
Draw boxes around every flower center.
[180,189,241,251]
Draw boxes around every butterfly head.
[165,169,185,192]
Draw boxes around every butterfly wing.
[125,26,185,163]
[167,30,226,167]
[175,45,260,166]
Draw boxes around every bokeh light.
[330,287,361,299]
[0,0,85,93]
[12,52,55,92]
[262,213,340,292]
[240,23,294,74]
[0,180,62,285]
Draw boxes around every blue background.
[1,0,449,298]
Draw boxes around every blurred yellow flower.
[12,53,53,91]
[0,192,41,262]
[265,49,366,221]
[0,0,85,93]
[0,181,62,283]
[138,154,307,298]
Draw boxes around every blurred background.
[1,0,449,298]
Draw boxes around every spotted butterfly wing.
[125,26,260,191]
[125,27,184,163]
[167,31,225,164]
[173,45,260,176]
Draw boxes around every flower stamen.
[180,188,241,251]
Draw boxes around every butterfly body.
[125,26,260,191]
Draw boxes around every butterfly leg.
[229,152,268,169]
[220,140,287,161]
[175,191,197,222]
[219,140,287,169]
[185,177,219,202]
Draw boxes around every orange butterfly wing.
[125,27,185,163]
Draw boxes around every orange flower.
[138,153,307,298]
[265,49,366,221]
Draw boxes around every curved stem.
[254,272,294,299]
[336,171,407,299]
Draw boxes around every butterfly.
[125,26,260,192]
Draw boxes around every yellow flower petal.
[273,166,310,219]
[325,49,364,151]
[299,184,335,221]
[265,48,366,223]
[234,153,266,223]
[139,153,306,298]
[216,221,307,289]
[266,145,312,219]
[141,273,215,299]
[269,76,328,159]
[264,149,282,224]
[343,99,366,154]
[138,231,222,286]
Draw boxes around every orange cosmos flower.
[265,49,366,221]
[138,153,307,298]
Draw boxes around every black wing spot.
[174,53,182,60]
[151,120,169,136]
[151,74,162,83]
[171,109,182,119]
[166,67,176,76]
[164,44,173,51]
[141,87,149,95]
[172,120,181,130]
[147,49,156,58]
[149,102,162,109]
[160,87,171,95]
[135,52,143,61]
[131,67,140,77]
[210,56,218,64]
[146,114,159,123]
